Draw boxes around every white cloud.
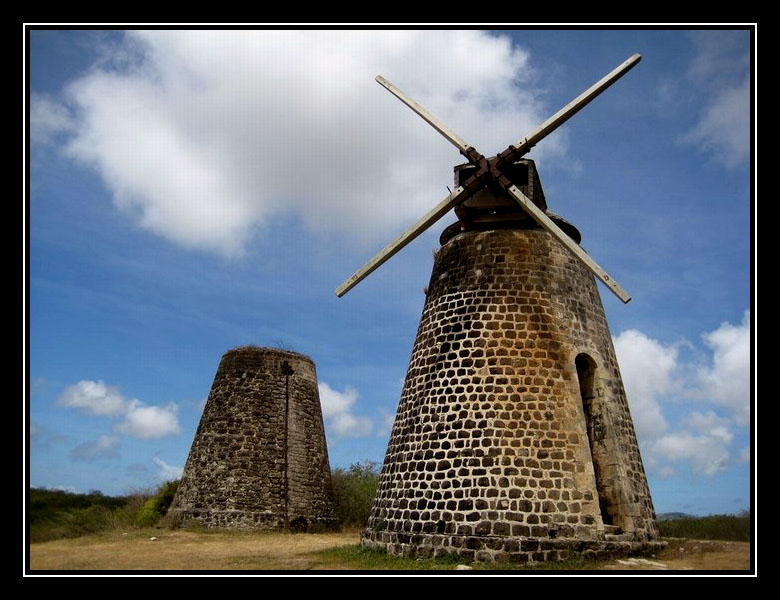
[680,31,751,169]
[377,408,396,438]
[653,431,731,476]
[153,456,183,481]
[683,410,733,443]
[50,30,565,256]
[58,379,182,440]
[30,93,75,145]
[70,435,121,461]
[680,76,750,169]
[696,310,751,426]
[318,382,372,438]
[614,312,750,478]
[647,410,735,476]
[57,380,127,416]
[686,31,750,87]
[613,329,678,440]
[114,399,181,439]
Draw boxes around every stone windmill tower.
[168,347,335,531]
[336,55,664,562]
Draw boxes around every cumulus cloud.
[70,435,121,461]
[377,408,397,438]
[614,312,751,477]
[58,380,127,416]
[58,379,181,440]
[680,31,751,168]
[683,410,734,442]
[613,329,678,440]
[30,422,69,449]
[652,430,731,476]
[696,310,751,426]
[41,30,566,256]
[318,382,372,438]
[114,400,181,439]
[649,410,735,476]
[153,456,183,481]
[30,93,75,145]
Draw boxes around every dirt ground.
[626,538,752,571]
[27,530,752,573]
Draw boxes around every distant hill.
[657,512,695,521]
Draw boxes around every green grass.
[313,544,604,571]
[315,545,468,570]
[658,512,751,542]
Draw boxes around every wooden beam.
[510,54,641,156]
[504,185,632,304]
[335,186,469,297]
[376,76,473,157]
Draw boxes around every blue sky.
[27,28,753,517]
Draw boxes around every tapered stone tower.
[360,163,661,562]
[168,347,336,531]
[336,56,663,561]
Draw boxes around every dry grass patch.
[29,529,360,571]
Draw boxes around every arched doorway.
[575,353,613,527]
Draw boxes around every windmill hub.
[441,159,582,246]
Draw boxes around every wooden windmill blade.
[335,55,641,302]
[374,75,474,158]
[335,185,468,298]
[507,53,641,158]
[335,79,478,298]
[376,54,641,164]
[502,183,631,303]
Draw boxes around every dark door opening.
[576,353,613,527]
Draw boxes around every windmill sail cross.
[336,54,641,301]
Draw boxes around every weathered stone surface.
[362,223,662,562]
[168,347,335,531]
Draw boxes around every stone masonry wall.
[362,227,662,562]
[168,347,335,531]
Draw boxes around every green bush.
[658,511,751,542]
[29,487,143,543]
[136,480,180,528]
[330,461,380,530]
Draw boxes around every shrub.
[658,511,751,542]
[330,460,380,530]
[136,480,180,528]
[29,487,140,542]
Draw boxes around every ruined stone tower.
[360,161,663,562]
[168,347,336,531]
